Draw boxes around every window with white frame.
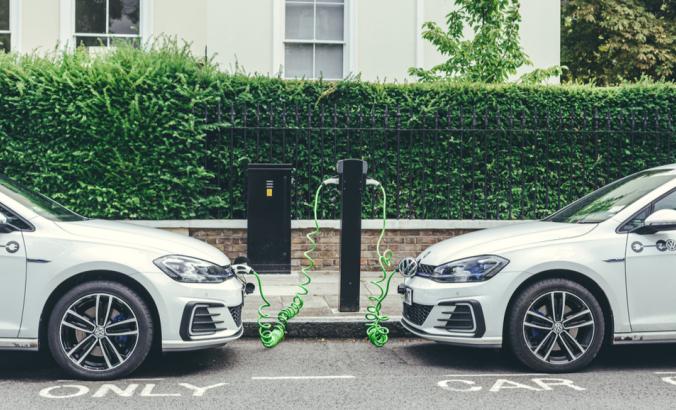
[75,0,141,47]
[0,0,10,52]
[284,0,345,80]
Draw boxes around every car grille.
[434,303,475,332]
[417,264,436,277]
[191,305,226,335]
[229,304,243,327]
[403,302,434,326]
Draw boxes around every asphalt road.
[2,338,676,409]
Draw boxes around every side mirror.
[233,255,249,265]
[633,209,676,235]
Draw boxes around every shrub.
[0,44,673,220]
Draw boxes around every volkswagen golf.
[398,164,676,372]
[0,175,252,380]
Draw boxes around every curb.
[242,317,409,339]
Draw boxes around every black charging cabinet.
[246,163,292,274]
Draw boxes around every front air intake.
[403,302,434,326]
[180,302,227,340]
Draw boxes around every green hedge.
[0,44,674,220]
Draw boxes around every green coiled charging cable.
[249,178,395,348]
[249,183,325,348]
[365,183,397,347]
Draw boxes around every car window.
[0,175,86,222]
[0,203,32,231]
[547,170,674,224]
[654,190,676,212]
[619,190,676,233]
[619,206,651,233]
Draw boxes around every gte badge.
[656,239,676,252]
[3,241,20,254]
[266,180,273,198]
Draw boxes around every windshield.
[0,175,86,222]
[547,170,674,224]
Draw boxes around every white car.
[399,164,676,372]
[0,175,251,380]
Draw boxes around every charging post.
[337,159,367,312]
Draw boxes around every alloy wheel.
[59,293,140,372]
[522,291,595,365]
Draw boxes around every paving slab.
[241,270,407,338]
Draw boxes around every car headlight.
[154,255,234,283]
[429,255,509,283]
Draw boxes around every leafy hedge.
[0,44,674,220]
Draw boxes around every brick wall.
[189,228,474,271]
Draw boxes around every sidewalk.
[241,271,407,338]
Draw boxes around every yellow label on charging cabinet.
[266,188,273,197]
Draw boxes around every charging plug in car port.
[397,284,406,295]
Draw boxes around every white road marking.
[444,373,546,378]
[659,376,676,386]
[40,385,90,399]
[437,376,585,393]
[655,372,676,375]
[251,375,355,381]
[55,378,165,382]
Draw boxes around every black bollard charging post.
[337,159,368,312]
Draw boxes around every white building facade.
[6,0,560,82]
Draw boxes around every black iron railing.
[199,104,674,220]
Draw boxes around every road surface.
[1,338,676,409]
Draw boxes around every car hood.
[418,221,597,266]
[56,219,230,265]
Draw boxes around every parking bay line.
[443,373,546,378]
[54,377,166,382]
[251,375,356,381]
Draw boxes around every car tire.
[507,278,605,373]
[47,281,154,380]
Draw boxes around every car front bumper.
[143,271,246,352]
[398,275,515,348]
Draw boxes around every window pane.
[285,3,313,40]
[76,0,107,33]
[315,44,342,79]
[318,0,343,3]
[109,0,140,35]
[0,205,30,230]
[0,33,9,52]
[0,0,9,31]
[655,191,676,212]
[316,4,343,41]
[285,43,313,78]
[76,36,108,47]
[621,206,651,233]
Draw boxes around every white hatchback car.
[0,175,250,380]
[399,164,676,372]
